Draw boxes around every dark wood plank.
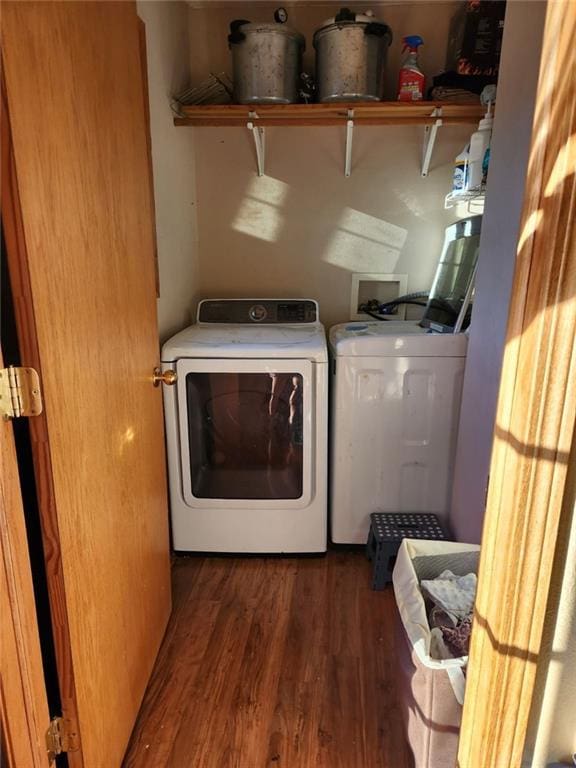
[123,552,410,768]
[266,557,330,767]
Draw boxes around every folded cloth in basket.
[441,616,473,658]
[421,569,477,623]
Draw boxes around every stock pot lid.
[229,20,305,47]
[321,8,376,26]
[314,8,391,40]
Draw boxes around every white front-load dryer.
[162,299,328,553]
[329,321,468,544]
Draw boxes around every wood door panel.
[1,67,82,751]
[2,3,171,766]
[458,0,576,764]
[0,351,50,768]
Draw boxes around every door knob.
[153,367,177,387]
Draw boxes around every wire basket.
[172,72,233,114]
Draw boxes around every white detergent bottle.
[468,107,493,190]
[468,86,496,190]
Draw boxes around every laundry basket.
[392,539,480,768]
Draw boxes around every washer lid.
[162,323,328,362]
[329,321,468,357]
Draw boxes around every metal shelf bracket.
[421,107,443,178]
[345,109,354,177]
[247,113,265,176]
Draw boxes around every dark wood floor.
[123,551,410,768]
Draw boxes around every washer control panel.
[249,304,268,322]
[198,299,318,324]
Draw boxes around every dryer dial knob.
[249,304,268,322]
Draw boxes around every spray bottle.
[397,35,425,102]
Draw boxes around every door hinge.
[46,716,79,762]
[0,366,43,420]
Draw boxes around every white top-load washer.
[329,321,467,544]
[162,299,328,553]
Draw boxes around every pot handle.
[365,22,393,42]
[228,19,250,45]
[335,8,356,22]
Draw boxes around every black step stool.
[366,512,447,590]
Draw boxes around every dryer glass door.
[176,358,313,508]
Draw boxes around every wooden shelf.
[174,101,485,177]
[174,101,484,127]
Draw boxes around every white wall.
[194,124,469,328]
[188,2,471,329]
[448,1,547,543]
[137,0,200,342]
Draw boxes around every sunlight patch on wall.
[323,207,408,272]
[231,175,289,243]
[394,189,426,218]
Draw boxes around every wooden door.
[458,0,576,764]
[1,3,171,766]
[0,344,50,768]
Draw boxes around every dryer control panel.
[197,299,318,324]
